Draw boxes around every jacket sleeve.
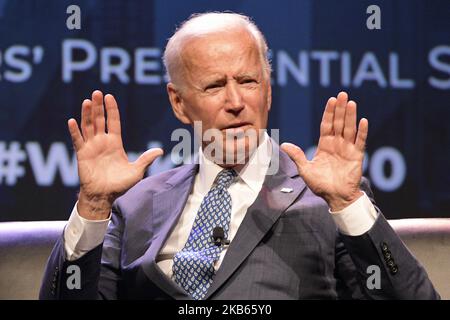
[39,203,124,300]
[334,178,440,299]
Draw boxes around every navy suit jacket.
[39,143,439,299]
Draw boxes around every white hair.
[163,12,271,88]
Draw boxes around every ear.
[167,83,192,125]
[267,82,272,112]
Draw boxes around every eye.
[241,78,257,84]
[204,80,226,91]
[205,83,222,90]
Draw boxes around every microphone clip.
[212,226,230,247]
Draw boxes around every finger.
[81,99,94,140]
[280,142,307,174]
[67,118,84,151]
[134,148,164,173]
[320,97,336,136]
[91,90,105,135]
[355,118,369,151]
[343,100,357,142]
[105,94,121,135]
[333,91,348,137]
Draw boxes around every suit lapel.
[204,145,306,299]
[139,143,307,300]
[140,164,197,299]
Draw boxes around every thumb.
[134,148,164,172]
[280,142,308,172]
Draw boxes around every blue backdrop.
[0,0,449,221]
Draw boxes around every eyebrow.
[201,75,225,84]
[203,72,260,84]
[235,73,260,81]
[202,77,227,89]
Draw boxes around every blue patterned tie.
[173,169,236,300]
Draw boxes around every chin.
[222,136,258,166]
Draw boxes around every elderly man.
[40,12,438,300]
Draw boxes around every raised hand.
[281,91,368,212]
[68,90,163,219]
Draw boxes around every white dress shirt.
[64,134,378,281]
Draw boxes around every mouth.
[222,122,252,130]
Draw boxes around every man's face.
[168,29,272,166]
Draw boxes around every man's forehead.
[182,35,260,67]
[183,53,263,84]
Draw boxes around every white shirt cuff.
[64,201,111,261]
[330,192,378,236]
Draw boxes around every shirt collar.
[198,132,272,194]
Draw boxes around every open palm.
[68,91,162,218]
[281,92,368,211]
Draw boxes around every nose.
[224,82,244,114]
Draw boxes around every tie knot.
[214,169,236,189]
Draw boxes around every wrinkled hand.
[281,91,368,211]
[68,90,163,219]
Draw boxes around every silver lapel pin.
[280,187,293,193]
